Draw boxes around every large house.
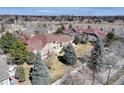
[25,34,73,59]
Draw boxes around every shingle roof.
[26,34,72,52]
[0,56,9,82]
[80,28,107,38]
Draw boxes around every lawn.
[45,43,93,84]
[75,43,93,57]
[45,55,68,84]
[17,43,93,85]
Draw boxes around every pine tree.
[10,39,28,65]
[62,43,77,65]
[26,52,36,65]
[90,41,103,71]
[30,52,50,85]
[73,36,80,45]
[0,32,14,53]
[90,41,103,84]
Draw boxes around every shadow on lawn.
[58,56,70,65]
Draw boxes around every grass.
[45,43,93,84]
[45,55,68,84]
[17,43,93,84]
[75,43,93,57]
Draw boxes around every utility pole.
[92,66,96,85]
[106,65,112,85]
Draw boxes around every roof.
[0,55,9,82]
[26,34,72,51]
[80,28,107,38]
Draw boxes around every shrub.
[15,66,26,82]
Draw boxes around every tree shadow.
[58,56,70,65]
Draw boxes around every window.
[53,41,56,44]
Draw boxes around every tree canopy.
[10,39,28,65]
[30,52,50,85]
[0,32,15,53]
[59,43,77,65]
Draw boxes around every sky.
[0,7,124,16]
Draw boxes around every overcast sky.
[0,7,124,16]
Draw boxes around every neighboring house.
[0,56,10,85]
[79,28,107,43]
[64,26,85,42]
[26,34,73,59]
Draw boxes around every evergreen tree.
[61,43,77,65]
[89,41,103,84]
[26,52,36,65]
[90,42,103,70]
[30,52,50,85]
[0,32,15,53]
[73,36,80,45]
[10,39,28,65]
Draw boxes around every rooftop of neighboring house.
[64,26,107,38]
[26,34,72,52]
[0,55,9,82]
[81,28,107,38]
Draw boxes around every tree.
[87,25,91,29]
[10,39,28,65]
[106,32,115,46]
[59,43,77,65]
[61,25,65,30]
[26,52,36,65]
[68,24,72,29]
[0,32,15,53]
[107,32,115,40]
[73,36,80,45]
[15,66,26,82]
[0,23,5,33]
[55,27,64,34]
[30,52,50,85]
[89,41,103,84]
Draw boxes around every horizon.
[0,7,124,16]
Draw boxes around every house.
[26,34,73,59]
[64,26,84,42]
[0,55,10,85]
[78,28,107,43]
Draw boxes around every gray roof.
[0,56,9,82]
